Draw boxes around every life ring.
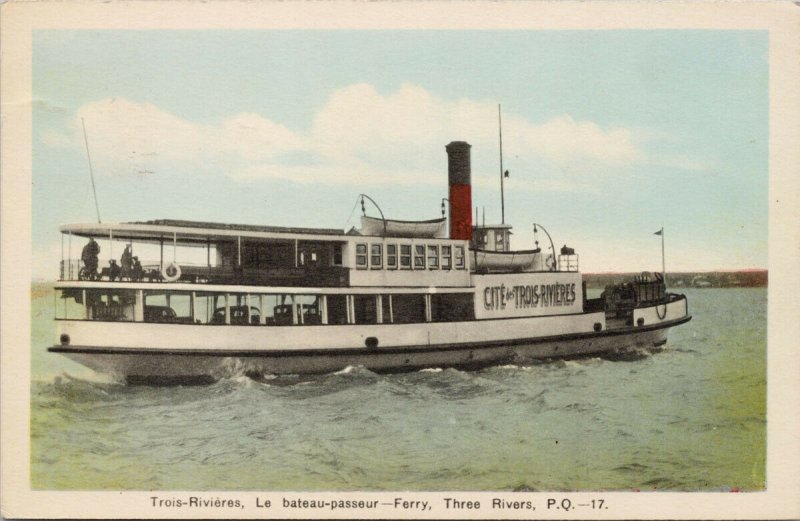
[161,262,181,282]
[654,272,664,282]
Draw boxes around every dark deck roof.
[128,219,344,236]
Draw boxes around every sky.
[32,30,768,279]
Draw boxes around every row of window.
[56,289,475,325]
[355,244,466,271]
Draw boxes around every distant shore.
[584,270,767,289]
[32,269,768,294]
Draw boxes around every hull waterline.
[50,315,690,384]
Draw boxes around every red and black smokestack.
[446,141,472,241]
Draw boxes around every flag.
[504,170,509,178]
[654,229,663,236]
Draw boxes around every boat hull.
[50,313,690,384]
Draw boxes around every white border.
[2,2,799,519]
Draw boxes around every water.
[30,286,766,491]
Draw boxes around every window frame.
[370,243,383,269]
[427,244,439,270]
[413,244,426,270]
[441,245,452,270]
[386,244,398,270]
[355,243,368,269]
[399,244,412,270]
[455,245,465,269]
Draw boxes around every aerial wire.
[81,118,102,223]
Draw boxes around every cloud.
[43,84,650,189]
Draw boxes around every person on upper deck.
[121,244,133,279]
[81,238,100,276]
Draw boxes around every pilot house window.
[370,244,382,269]
[387,245,397,269]
[414,245,425,269]
[427,245,439,269]
[356,244,368,269]
[455,246,465,269]
[400,245,412,269]
[441,246,452,269]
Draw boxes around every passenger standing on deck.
[81,238,100,278]
[121,244,133,280]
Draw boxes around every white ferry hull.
[51,299,689,384]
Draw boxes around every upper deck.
[59,218,473,288]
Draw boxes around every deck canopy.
[60,219,346,246]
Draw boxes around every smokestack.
[446,141,472,241]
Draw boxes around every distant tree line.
[583,270,768,289]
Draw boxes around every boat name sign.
[474,272,583,319]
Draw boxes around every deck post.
[376,295,383,324]
[425,294,432,322]
[68,232,72,279]
[237,236,241,267]
[388,295,393,324]
[109,229,113,261]
[224,294,230,325]
[134,290,143,322]
[321,295,328,325]
[259,295,265,325]
[173,232,177,263]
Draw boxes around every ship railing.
[58,258,350,287]
[558,254,579,272]
[60,260,82,281]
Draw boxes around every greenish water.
[30,287,765,491]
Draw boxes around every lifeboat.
[359,215,447,238]
[472,249,554,272]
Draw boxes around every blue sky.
[32,30,768,278]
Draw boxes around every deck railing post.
[68,232,72,279]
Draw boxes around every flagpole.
[498,104,505,225]
[661,227,665,284]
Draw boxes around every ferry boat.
[49,141,691,384]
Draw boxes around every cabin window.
[387,245,397,269]
[441,246,452,270]
[427,245,439,269]
[355,244,368,269]
[370,244,382,269]
[400,245,412,269]
[455,246,465,269]
[414,245,425,269]
[326,294,348,325]
[332,244,343,266]
[353,295,377,324]
[296,295,322,325]
[260,294,294,326]
[381,294,392,323]
[205,293,257,325]
[391,294,427,324]
[194,292,217,324]
[55,289,88,320]
[431,293,475,322]
[143,290,192,323]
